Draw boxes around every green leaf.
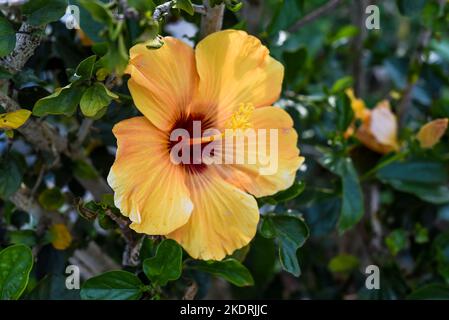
[97,37,128,74]
[385,229,408,256]
[328,254,360,274]
[7,230,37,247]
[174,0,194,15]
[396,0,426,17]
[22,0,68,26]
[78,0,114,26]
[142,239,182,286]
[190,258,254,287]
[27,274,80,300]
[259,181,305,205]
[331,76,354,94]
[377,160,449,204]
[80,271,143,300]
[0,14,16,57]
[0,154,24,199]
[0,244,34,300]
[225,0,243,12]
[407,284,449,300]
[74,55,97,82]
[260,214,309,276]
[319,154,364,232]
[414,223,429,244]
[80,82,117,117]
[33,85,84,116]
[268,0,302,34]
[73,159,99,180]
[377,160,448,184]
[433,232,449,283]
[335,92,354,132]
[38,188,65,211]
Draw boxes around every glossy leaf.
[261,214,309,276]
[190,259,254,287]
[143,239,182,286]
[0,245,33,300]
[33,85,84,116]
[80,271,143,300]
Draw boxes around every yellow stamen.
[226,103,255,130]
[188,103,255,145]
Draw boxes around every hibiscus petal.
[126,37,198,131]
[416,118,448,149]
[194,30,283,126]
[168,168,259,260]
[108,117,193,234]
[216,107,304,198]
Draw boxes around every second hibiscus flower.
[108,30,304,260]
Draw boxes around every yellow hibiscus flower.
[108,30,304,260]
[345,89,399,154]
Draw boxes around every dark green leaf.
[319,154,364,232]
[407,284,449,300]
[7,230,37,247]
[78,0,114,26]
[22,0,68,26]
[190,258,254,287]
[38,188,65,211]
[143,239,182,286]
[0,14,16,57]
[27,274,80,300]
[259,181,305,204]
[0,155,24,199]
[174,0,194,15]
[377,160,448,184]
[33,85,84,116]
[261,214,309,276]
[80,82,117,117]
[0,245,33,300]
[74,55,97,81]
[80,271,143,300]
[433,232,449,282]
[335,92,354,132]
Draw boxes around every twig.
[0,92,67,156]
[288,0,342,33]
[397,28,432,127]
[200,0,225,39]
[0,23,44,74]
[153,0,175,20]
[103,208,141,266]
[351,0,368,97]
[153,1,206,20]
[75,118,94,147]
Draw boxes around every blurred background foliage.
[1,0,449,300]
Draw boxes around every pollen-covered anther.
[227,103,255,130]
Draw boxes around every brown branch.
[397,28,432,127]
[103,208,142,266]
[0,23,44,74]
[0,92,67,156]
[200,0,225,39]
[288,0,343,33]
[351,0,368,97]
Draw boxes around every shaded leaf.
[143,239,182,286]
